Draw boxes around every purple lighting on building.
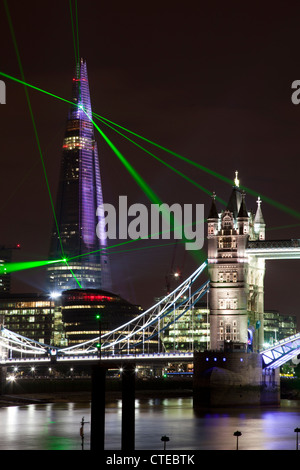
[47,59,111,292]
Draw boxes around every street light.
[96,313,102,359]
[233,431,242,450]
[161,435,170,450]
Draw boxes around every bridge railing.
[261,332,300,369]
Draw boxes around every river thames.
[0,397,299,450]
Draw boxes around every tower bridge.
[0,170,298,417]
[0,173,300,409]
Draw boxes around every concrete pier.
[90,361,136,451]
[193,351,280,408]
[0,366,6,395]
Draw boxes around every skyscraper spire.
[46,59,111,292]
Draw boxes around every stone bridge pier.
[193,351,280,408]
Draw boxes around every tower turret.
[253,196,265,240]
[207,192,219,238]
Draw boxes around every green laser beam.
[93,113,300,220]
[95,115,227,207]
[65,259,82,288]
[3,3,84,289]
[66,225,196,263]
[2,70,300,221]
[84,110,204,263]
[75,0,80,64]
[0,71,74,106]
[3,1,65,260]
[1,71,300,274]
[0,258,66,275]
[85,110,163,205]
[266,223,300,232]
[3,214,295,277]
[69,0,78,64]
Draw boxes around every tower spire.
[234,170,240,188]
[227,171,242,220]
[207,192,218,219]
[254,196,265,240]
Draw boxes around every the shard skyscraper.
[46,58,111,293]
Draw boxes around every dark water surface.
[0,398,299,450]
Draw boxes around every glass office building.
[160,300,210,352]
[263,310,297,346]
[60,289,143,349]
[0,293,64,346]
[47,59,111,293]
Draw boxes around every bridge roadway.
[3,330,300,370]
[247,239,300,259]
[2,351,194,367]
[2,331,300,369]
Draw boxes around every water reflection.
[0,402,91,450]
[0,398,299,450]
[105,398,300,450]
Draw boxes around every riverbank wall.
[0,373,299,408]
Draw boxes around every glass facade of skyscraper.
[47,59,111,293]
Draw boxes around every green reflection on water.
[46,436,75,450]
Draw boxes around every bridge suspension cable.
[57,260,208,355]
[0,327,50,358]
[0,261,208,359]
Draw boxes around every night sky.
[1,1,300,322]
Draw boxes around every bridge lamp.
[95,314,102,358]
[233,431,242,450]
[161,435,170,450]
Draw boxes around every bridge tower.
[193,173,280,408]
[207,172,266,352]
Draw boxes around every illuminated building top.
[47,59,111,293]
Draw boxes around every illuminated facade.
[263,310,296,346]
[0,293,64,346]
[60,289,143,348]
[207,172,266,352]
[160,300,210,352]
[47,59,111,292]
